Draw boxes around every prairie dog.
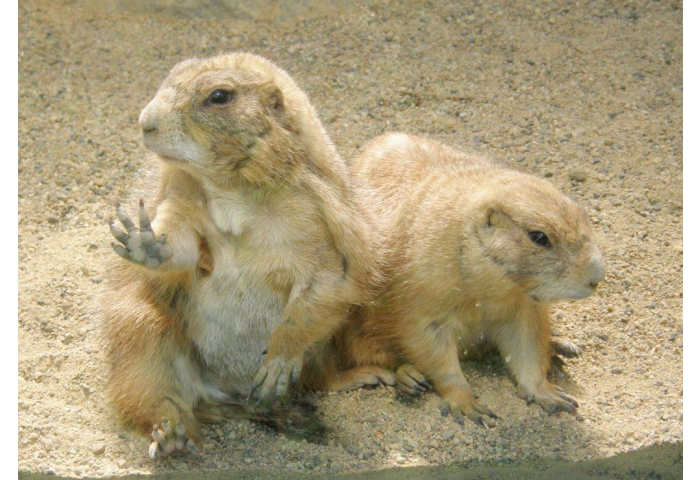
[98,53,380,458]
[324,133,605,426]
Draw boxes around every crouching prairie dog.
[97,52,381,458]
[322,133,605,426]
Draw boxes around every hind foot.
[148,418,196,460]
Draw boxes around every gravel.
[18,0,682,477]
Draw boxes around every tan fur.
[97,53,379,453]
[318,133,605,424]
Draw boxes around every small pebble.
[569,170,588,182]
[91,444,105,455]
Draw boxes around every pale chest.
[183,188,328,390]
[207,189,327,274]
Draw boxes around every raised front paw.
[249,355,303,405]
[148,417,196,461]
[439,387,498,428]
[518,381,579,415]
[110,199,172,268]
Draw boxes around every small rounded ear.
[268,85,284,113]
[485,207,499,227]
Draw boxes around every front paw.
[248,355,303,405]
[396,363,431,396]
[110,199,172,268]
[328,366,397,392]
[439,387,498,428]
[518,381,579,415]
[148,417,196,461]
[551,338,581,358]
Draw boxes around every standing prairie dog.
[98,52,382,458]
[322,133,605,426]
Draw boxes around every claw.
[149,441,160,461]
[561,394,579,407]
[290,369,300,390]
[185,439,196,454]
[274,370,289,399]
[248,370,266,402]
[151,424,165,444]
[478,417,489,429]
[396,364,430,396]
[162,418,173,436]
[440,402,450,417]
[138,199,155,242]
[116,203,138,235]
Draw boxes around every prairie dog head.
[138,53,313,183]
[470,171,605,303]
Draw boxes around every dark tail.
[194,398,325,443]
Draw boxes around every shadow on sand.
[19,441,681,480]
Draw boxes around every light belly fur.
[186,257,287,394]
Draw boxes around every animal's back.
[339,132,604,427]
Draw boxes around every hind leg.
[109,344,205,459]
[103,293,207,459]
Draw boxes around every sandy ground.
[18,0,683,477]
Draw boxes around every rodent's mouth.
[528,284,596,303]
[148,150,187,164]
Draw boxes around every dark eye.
[528,231,551,248]
[207,89,234,105]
